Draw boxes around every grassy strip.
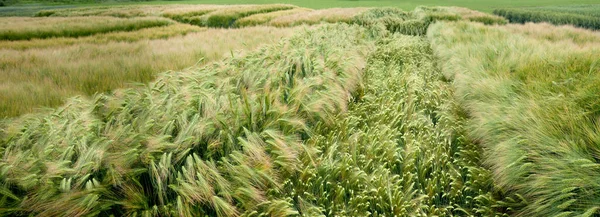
[235,7,312,27]
[493,8,600,30]
[266,6,505,34]
[503,22,600,46]
[3,0,599,13]
[0,26,293,118]
[0,16,173,40]
[269,7,368,27]
[0,5,76,16]
[171,4,296,28]
[429,21,600,216]
[35,4,229,17]
[285,33,514,216]
[353,7,505,36]
[521,5,600,18]
[0,23,202,50]
[0,24,375,216]
[160,5,226,21]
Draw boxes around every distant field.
[0,26,293,117]
[0,4,505,118]
[170,0,600,12]
[526,4,600,17]
[2,0,600,16]
[494,5,600,30]
[0,16,172,40]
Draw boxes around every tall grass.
[0,23,375,216]
[429,21,600,216]
[0,16,173,40]
[353,7,505,36]
[160,5,228,22]
[0,23,202,50]
[269,8,369,27]
[235,7,312,27]
[35,4,202,17]
[503,22,600,46]
[494,8,600,30]
[170,4,296,28]
[286,33,513,216]
[0,26,294,118]
[37,4,298,28]
[518,5,600,18]
[5,4,589,216]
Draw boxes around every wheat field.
[1,3,600,217]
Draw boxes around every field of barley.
[0,1,599,216]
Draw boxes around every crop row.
[285,33,513,216]
[0,16,173,41]
[36,4,506,29]
[494,8,600,30]
[0,7,504,215]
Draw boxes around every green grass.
[2,3,600,217]
[525,4,600,17]
[429,21,600,216]
[165,4,295,27]
[235,7,311,27]
[0,26,293,118]
[0,7,517,216]
[0,16,173,40]
[0,23,201,49]
[0,23,377,217]
[289,32,512,216]
[494,7,600,30]
[0,4,76,16]
[2,0,600,16]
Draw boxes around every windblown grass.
[35,4,187,17]
[0,16,173,40]
[444,6,507,24]
[235,7,312,27]
[288,33,512,216]
[351,6,505,37]
[0,5,76,17]
[503,22,600,46]
[0,23,375,216]
[494,7,600,30]
[518,4,600,18]
[169,4,296,28]
[159,5,229,21]
[269,8,368,27]
[0,23,202,50]
[429,21,600,216]
[38,4,299,28]
[4,4,594,216]
[0,26,294,118]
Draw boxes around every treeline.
[494,8,600,30]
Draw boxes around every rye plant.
[429,21,600,216]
